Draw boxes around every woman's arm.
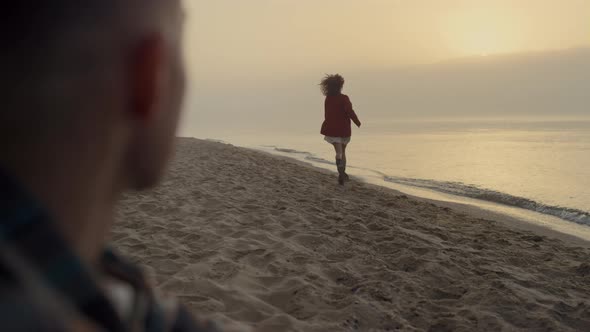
[345,96,361,127]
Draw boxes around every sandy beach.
[113,138,590,331]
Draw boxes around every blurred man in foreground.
[0,1,220,331]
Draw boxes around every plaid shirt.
[0,170,221,332]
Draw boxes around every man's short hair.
[0,1,125,138]
[1,1,119,65]
[0,0,179,140]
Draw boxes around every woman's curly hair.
[320,74,345,96]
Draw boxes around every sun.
[457,25,502,56]
[443,7,520,58]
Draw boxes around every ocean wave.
[274,148,313,156]
[272,147,336,166]
[271,145,590,226]
[304,155,334,165]
[383,176,590,226]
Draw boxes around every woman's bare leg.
[332,143,343,160]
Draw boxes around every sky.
[183,0,589,77]
[180,0,590,134]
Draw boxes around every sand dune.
[113,138,590,331]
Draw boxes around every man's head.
[0,0,186,191]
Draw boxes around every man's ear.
[129,35,165,120]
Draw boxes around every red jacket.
[321,94,361,137]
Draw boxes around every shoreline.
[415,198,590,248]
[115,138,590,331]
[252,144,590,248]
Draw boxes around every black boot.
[343,160,350,181]
[336,158,345,185]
